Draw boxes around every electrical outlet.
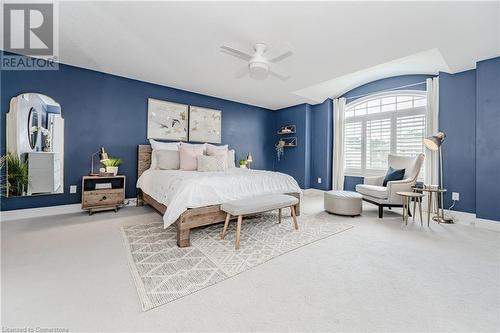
[70,185,77,194]
[452,192,460,201]
[318,177,322,184]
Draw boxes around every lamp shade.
[99,147,109,162]
[246,152,253,163]
[423,132,446,151]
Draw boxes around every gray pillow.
[154,150,180,170]
[197,155,226,172]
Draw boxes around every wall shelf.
[277,137,297,147]
[277,125,296,135]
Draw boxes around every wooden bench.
[220,194,300,249]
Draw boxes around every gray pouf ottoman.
[324,191,362,216]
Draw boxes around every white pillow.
[149,139,180,151]
[180,141,207,153]
[206,143,228,153]
[197,155,227,172]
[154,150,180,170]
[227,149,236,168]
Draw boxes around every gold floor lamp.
[423,132,454,223]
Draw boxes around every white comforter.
[137,168,301,227]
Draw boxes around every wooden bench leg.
[278,208,282,224]
[290,206,298,230]
[221,213,231,239]
[235,215,242,250]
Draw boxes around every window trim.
[344,90,426,177]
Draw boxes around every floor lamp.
[423,132,454,223]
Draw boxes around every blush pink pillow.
[179,144,204,170]
[206,144,228,168]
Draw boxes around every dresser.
[27,152,61,195]
[81,175,126,215]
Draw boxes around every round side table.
[413,187,449,224]
[397,191,425,226]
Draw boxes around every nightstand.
[81,175,126,215]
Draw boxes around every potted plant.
[276,140,285,161]
[0,153,29,197]
[239,159,248,169]
[102,158,122,175]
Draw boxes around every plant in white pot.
[102,158,122,175]
[239,159,248,168]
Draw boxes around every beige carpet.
[121,211,353,311]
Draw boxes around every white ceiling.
[48,2,500,109]
[294,48,451,103]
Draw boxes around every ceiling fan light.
[249,62,269,79]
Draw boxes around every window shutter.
[396,115,426,156]
[344,122,362,170]
[343,93,427,177]
[366,118,391,170]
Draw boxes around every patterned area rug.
[121,212,353,311]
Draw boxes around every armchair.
[356,154,425,218]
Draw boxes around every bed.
[136,145,302,247]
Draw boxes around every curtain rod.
[343,81,427,101]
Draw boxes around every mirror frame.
[4,93,64,198]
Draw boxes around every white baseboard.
[447,210,500,232]
[0,197,138,222]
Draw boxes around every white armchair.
[356,154,425,218]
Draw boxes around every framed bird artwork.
[188,106,222,144]
[147,98,188,141]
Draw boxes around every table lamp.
[90,147,109,176]
[423,132,453,223]
[246,152,253,169]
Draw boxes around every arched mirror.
[28,107,39,149]
[4,93,64,197]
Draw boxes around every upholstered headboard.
[138,145,152,178]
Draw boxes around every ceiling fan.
[220,43,292,80]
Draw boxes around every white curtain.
[425,77,440,186]
[332,97,346,190]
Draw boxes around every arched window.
[344,91,426,176]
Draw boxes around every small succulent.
[102,158,122,167]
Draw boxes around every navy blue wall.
[439,70,476,213]
[341,74,433,188]
[1,53,275,211]
[343,176,363,192]
[475,57,500,221]
[274,104,310,188]
[310,99,333,190]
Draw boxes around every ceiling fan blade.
[269,64,290,81]
[269,51,293,63]
[220,45,253,61]
[234,65,249,79]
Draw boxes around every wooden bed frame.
[136,144,301,247]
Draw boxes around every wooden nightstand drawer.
[82,175,126,215]
[83,189,124,208]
